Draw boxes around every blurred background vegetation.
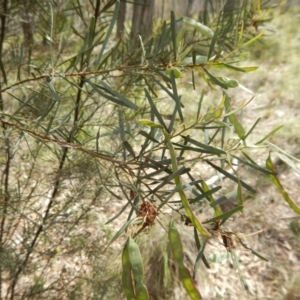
[1,0,300,299]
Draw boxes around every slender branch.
[0,63,206,95]
[9,2,104,296]
[0,120,128,165]
[0,69,118,94]
[94,0,101,20]
[0,1,9,297]
[9,150,68,299]
[0,0,8,58]
[0,125,10,300]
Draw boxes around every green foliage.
[0,0,299,299]
[122,237,149,300]
[168,221,202,299]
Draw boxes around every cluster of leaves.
[0,0,300,299]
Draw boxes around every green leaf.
[164,130,210,237]
[86,78,138,110]
[96,0,120,66]
[123,141,136,158]
[127,238,149,300]
[139,119,163,129]
[223,30,265,59]
[85,16,96,63]
[122,244,135,300]
[236,181,243,208]
[176,24,186,46]
[224,92,245,139]
[154,20,168,55]
[266,142,300,163]
[17,44,23,81]
[153,78,183,108]
[231,154,275,175]
[178,55,208,66]
[266,155,300,214]
[213,63,258,73]
[165,66,183,78]
[201,181,222,216]
[105,202,129,224]
[150,166,190,195]
[229,248,247,289]
[196,90,205,121]
[105,217,143,250]
[138,130,159,143]
[207,190,237,211]
[169,221,202,300]
[174,145,210,154]
[99,80,138,110]
[171,11,177,60]
[240,66,259,72]
[98,123,141,138]
[203,68,228,89]
[178,45,193,63]
[217,76,239,88]
[97,38,122,69]
[169,71,184,122]
[202,107,223,122]
[183,16,214,38]
[208,27,219,60]
[205,160,255,193]
[119,108,126,160]
[274,152,300,176]
[208,252,228,263]
[255,125,284,145]
[241,151,259,165]
[184,136,226,155]
[243,118,261,140]
[202,206,243,225]
[60,40,93,72]
[239,30,265,48]
[138,35,146,65]
[193,235,210,277]
[158,184,183,210]
[192,69,196,90]
[144,88,168,130]
[237,237,269,262]
[45,81,61,102]
[248,248,269,262]
[189,186,222,205]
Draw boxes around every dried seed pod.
[137,201,158,226]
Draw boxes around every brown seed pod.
[221,231,235,250]
[137,201,158,227]
[129,190,135,200]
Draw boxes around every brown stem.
[9,146,68,299]
[0,1,10,297]
[0,0,8,58]
[0,68,117,94]
[0,125,10,300]
[0,119,129,165]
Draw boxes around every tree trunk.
[186,0,196,17]
[21,0,35,48]
[117,1,127,38]
[21,19,34,48]
[131,0,155,41]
